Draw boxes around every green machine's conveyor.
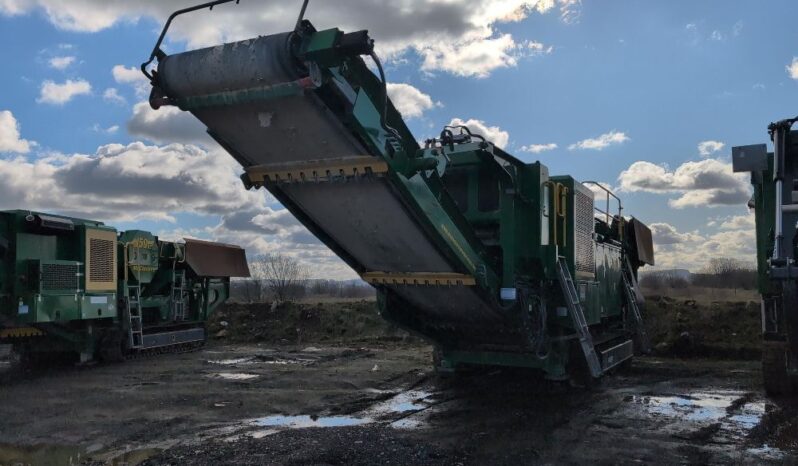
[142,1,653,378]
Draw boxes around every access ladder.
[127,284,144,349]
[621,256,651,353]
[171,269,186,321]
[556,257,603,378]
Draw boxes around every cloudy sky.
[0,0,796,278]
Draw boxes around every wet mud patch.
[620,389,787,459]
[141,425,468,466]
[214,386,441,442]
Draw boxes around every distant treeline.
[640,258,757,291]
[228,253,376,303]
[231,278,375,303]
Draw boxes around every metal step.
[621,256,650,353]
[599,339,634,371]
[556,257,603,378]
[142,327,205,349]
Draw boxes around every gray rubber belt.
[158,33,502,326]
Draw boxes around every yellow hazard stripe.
[246,156,389,183]
[361,272,476,286]
[1,327,44,338]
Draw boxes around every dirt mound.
[208,301,414,345]
[210,297,760,359]
[644,296,761,359]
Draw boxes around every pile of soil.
[210,296,762,360]
[644,296,761,359]
[207,301,414,345]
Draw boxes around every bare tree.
[250,253,308,304]
[694,257,756,290]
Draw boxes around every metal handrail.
[582,181,622,224]
[140,0,241,81]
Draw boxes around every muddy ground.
[0,299,795,465]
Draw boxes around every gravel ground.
[0,300,795,465]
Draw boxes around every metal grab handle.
[544,181,568,248]
[140,0,242,81]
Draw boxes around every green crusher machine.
[141,1,655,381]
[0,210,250,362]
[734,117,798,395]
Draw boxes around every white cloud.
[112,64,143,84]
[92,123,119,135]
[127,101,211,146]
[102,87,126,105]
[697,140,724,157]
[0,135,357,278]
[710,30,724,41]
[788,57,798,80]
[37,78,91,105]
[448,117,509,148]
[0,110,34,153]
[732,20,743,37]
[718,214,755,230]
[112,64,150,98]
[3,1,575,79]
[521,143,557,153]
[386,83,438,119]
[649,222,703,245]
[420,33,550,78]
[652,225,756,271]
[0,141,268,222]
[48,55,75,70]
[617,158,751,208]
[583,180,616,200]
[568,131,629,150]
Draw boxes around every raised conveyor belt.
[156,32,508,340]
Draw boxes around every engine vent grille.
[85,228,117,291]
[41,262,78,291]
[89,238,114,282]
[574,188,595,275]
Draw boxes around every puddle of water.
[212,372,260,380]
[208,356,314,366]
[208,357,255,365]
[390,418,423,429]
[249,429,279,439]
[253,414,370,428]
[746,444,785,460]
[625,390,787,458]
[634,392,738,422]
[727,402,766,431]
[219,388,437,440]
[213,388,438,443]
[368,389,433,415]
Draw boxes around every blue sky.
[0,0,796,277]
